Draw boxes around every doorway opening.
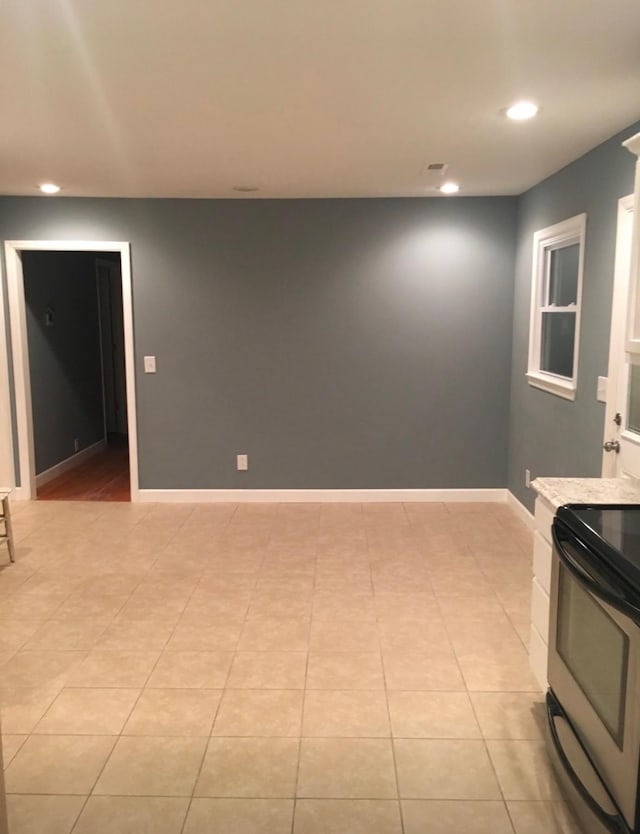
[2,240,139,502]
[25,252,128,500]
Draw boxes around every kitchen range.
[547,503,640,834]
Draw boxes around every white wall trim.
[623,133,640,354]
[35,439,106,488]
[3,240,139,501]
[506,490,535,529]
[0,251,15,491]
[602,194,634,477]
[10,486,29,502]
[526,212,586,400]
[5,244,36,497]
[138,488,509,504]
[525,372,576,402]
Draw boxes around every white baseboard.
[35,439,106,488]
[137,488,509,504]
[8,486,28,501]
[507,490,535,529]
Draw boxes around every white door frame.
[602,194,634,477]
[0,248,15,492]
[2,240,139,501]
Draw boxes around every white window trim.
[526,213,586,401]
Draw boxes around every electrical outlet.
[74,438,80,452]
[525,468,531,489]
[236,454,248,471]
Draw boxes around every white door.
[602,195,640,477]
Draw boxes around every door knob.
[603,440,621,453]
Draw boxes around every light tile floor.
[0,500,582,833]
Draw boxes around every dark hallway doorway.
[21,251,130,501]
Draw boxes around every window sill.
[526,372,576,401]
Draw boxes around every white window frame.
[527,213,586,401]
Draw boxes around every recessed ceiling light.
[439,182,460,195]
[506,101,539,121]
[39,183,61,194]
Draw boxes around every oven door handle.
[552,523,640,624]
[546,691,630,834]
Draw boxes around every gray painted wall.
[23,252,104,474]
[1,197,516,489]
[508,120,640,512]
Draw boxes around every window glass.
[557,563,628,747]
[548,243,580,306]
[628,364,640,435]
[541,312,576,378]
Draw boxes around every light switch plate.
[597,376,607,403]
[144,355,156,373]
[236,454,248,471]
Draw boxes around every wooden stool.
[0,491,14,564]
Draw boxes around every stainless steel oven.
[548,504,640,834]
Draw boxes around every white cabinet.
[530,495,554,690]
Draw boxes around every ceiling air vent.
[421,162,449,178]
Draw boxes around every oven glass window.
[557,564,629,748]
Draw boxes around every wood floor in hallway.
[37,445,130,502]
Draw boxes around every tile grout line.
[177,691,229,834]
[430,559,516,819]
[281,520,313,834]
[178,501,249,831]
[5,557,160,833]
[66,504,219,833]
[366,518,406,834]
[66,604,185,831]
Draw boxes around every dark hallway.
[36,435,130,501]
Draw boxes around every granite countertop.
[532,477,640,509]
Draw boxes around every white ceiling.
[1,0,640,198]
